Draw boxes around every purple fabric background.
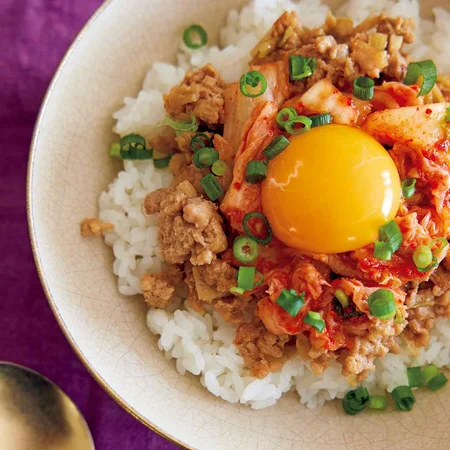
[1,1,178,449]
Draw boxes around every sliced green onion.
[310,113,332,128]
[413,244,433,270]
[153,154,172,168]
[233,236,259,263]
[367,289,396,320]
[276,108,297,129]
[303,311,325,333]
[391,385,415,411]
[422,364,439,386]
[123,148,153,160]
[200,173,223,201]
[246,160,267,184]
[412,237,447,272]
[230,286,245,295]
[416,256,438,273]
[254,270,264,287]
[378,220,403,253]
[119,134,153,160]
[446,107,450,123]
[237,266,256,291]
[190,133,212,151]
[401,178,416,199]
[160,115,198,133]
[368,395,387,410]
[212,160,228,176]
[284,116,312,135]
[243,212,272,245]
[403,60,437,96]
[262,135,290,160]
[239,71,267,98]
[407,366,422,388]
[342,387,369,415]
[120,133,146,150]
[193,148,219,168]
[427,372,448,391]
[373,241,393,261]
[289,55,316,81]
[334,289,349,308]
[353,76,375,100]
[276,289,305,317]
[183,24,208,49]
[109,143,122,159]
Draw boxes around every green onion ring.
[353,76,375,100]
[284,115,312,135]
[200,173,223,201]
[239,71,268,98]
[183,24,208,49]
[191,132,213,151]
[368,395,387,410]
[401,178,416,199]
[342,387,369,415]
[243,212,273,246]
[211,160,228,177]
[233,236,259,263]
[276,107,297,129]
[373,241,393,261]
[391,385,415,411]
[407,366,422,388]
[193,147,219,168]
[303,311,325,333]
[310,113,332,128]
[276,289,305,317]
[367,289,396,320]
[245,160,267,184]
[237,266,256,291]
[289,55,316,81]
[403,60,437,96]
[413,244,433,270]
[160,115,198,133]
[427,372,448,391]
[262,135,291,160]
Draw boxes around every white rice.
[100,0,450,409]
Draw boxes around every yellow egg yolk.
[261,124,401,254]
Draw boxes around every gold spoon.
[0,362,95,450]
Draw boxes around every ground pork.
[234,319,291,379]
[143,180,227,265]
[404,286,450,347]
[431,265,450,296]
[140,265,183,309]
[80,218,114,237]
[168,153,208,195]
[190,260,236,303]
[215,295,256,324]
[341,319,402,383]
[251,11,413,94]
[164,64,227,129]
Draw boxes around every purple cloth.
[0,1,178,449]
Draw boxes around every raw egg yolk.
[261,124,401,254]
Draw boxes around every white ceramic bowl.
[28,0,450,448]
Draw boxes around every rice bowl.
[85,0,450,412]
[27,0,446,448]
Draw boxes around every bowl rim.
[26,1,191,448]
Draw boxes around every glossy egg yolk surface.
[261,124,401,254]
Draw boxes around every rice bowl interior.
[29,0,450,448]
